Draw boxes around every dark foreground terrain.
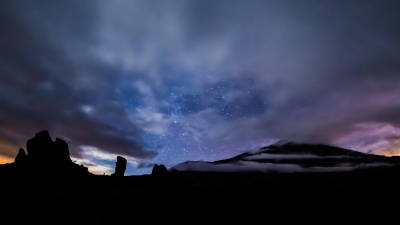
[2,169,400,221]
[1,131,399,219]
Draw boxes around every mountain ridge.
[171,142,400,173]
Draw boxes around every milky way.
[1,0,400,174]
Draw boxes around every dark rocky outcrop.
[152,164,168,175]
[4,130,91,177]
[15,148,27,164]
[112,156,127,177]
[53,138,72,165]
[0,130,136,178]
[26,130,53,161]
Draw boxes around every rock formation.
[152,164,168,175]
[112,156,127,177]
[14,148,27,164]
[8,130,91,176]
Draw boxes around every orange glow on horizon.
[379,146,400,157]
[0,141,18,164]
[0,155,14,164]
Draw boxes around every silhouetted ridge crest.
[173,142,400,173]
[262,142,368,157]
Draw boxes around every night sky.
[1,0,400,175]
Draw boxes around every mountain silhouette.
[172,142,400,173]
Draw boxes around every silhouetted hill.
[172,142,400,173]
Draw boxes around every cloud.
[71,157,113,175]
[334,122,400,155]
[73,145,155,174]
[0,0,155,161]
[1,0,400,174]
